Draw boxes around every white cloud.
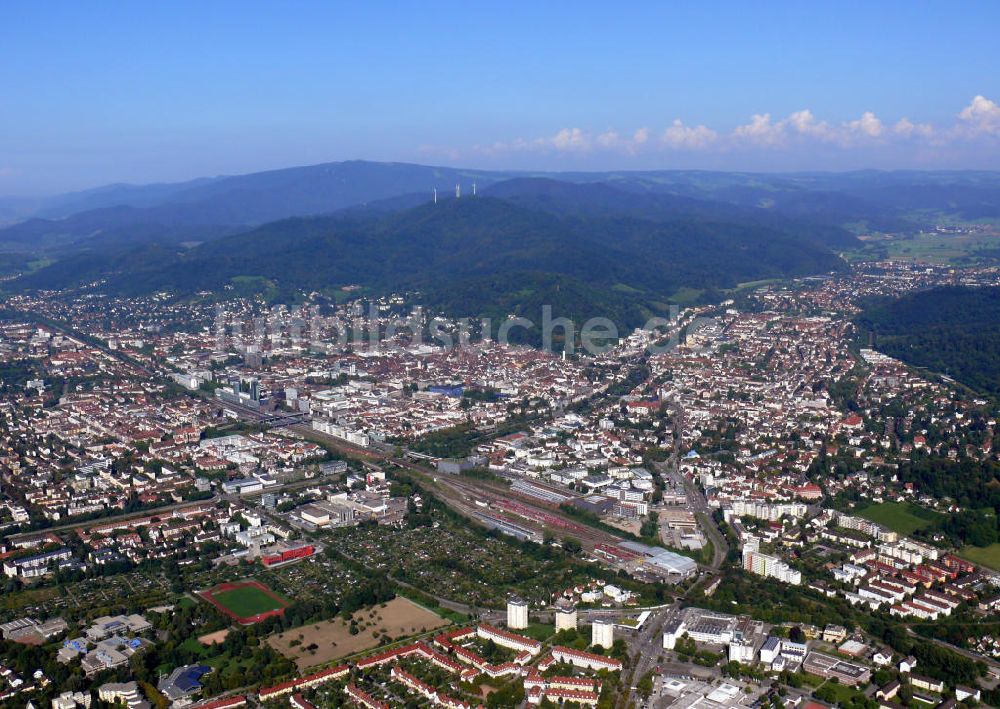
[787,109,834,140]
[551,127,590,152]
[893,117,935,139]
[732,113,785,145]
[593,127,651,153]
[845,111,884,139]
[731,109,887,147]
[957,94,1000,136]
[449,94,999,161]
[595,130,620,149]
[478,126,654,156]
[661,119,717,149]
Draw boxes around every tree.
[636,671,654,698]
[562,537,582,554]
[640,512,660,540]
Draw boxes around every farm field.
[846,230,1000,266]
[856,501,942,536]
[958,543,1000,571]
[268,596,448,670]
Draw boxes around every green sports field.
[211,585,288,618]
[856,501,943,536]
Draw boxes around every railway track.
[229,404,627,551]
[289,420,623,548]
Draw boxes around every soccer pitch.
[202,581,289,623]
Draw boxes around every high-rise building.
[554,602,577,632]
[507,596,529,630]
[742,546,801,585]
[591,620,614,649]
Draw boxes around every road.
[615,603,681,709]
[681,476,727,570]
[664,462,728,571]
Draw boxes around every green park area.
[212,584,289,618]
[958,543,1000,571]
[857,502,943,536]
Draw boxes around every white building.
[554,603,577,632]
[52,691,92,709]
[728,640,755,663]
[506,597,529,630]
[731,499,807,521]
[591,621,614,649]
[759,636,782,664]
[742,544,801,585]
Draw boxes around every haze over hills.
[6,161,1000,257]
[4,160,1000,332]
[13,195,847,329]
[0,162,517,254]
[482,178,861,250]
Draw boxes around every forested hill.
[484,178,861,249]
[855,285,1000,398]
[15,196,846,330]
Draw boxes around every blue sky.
[2,1,999,195]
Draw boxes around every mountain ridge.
[12,196,847,337]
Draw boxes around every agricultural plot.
[268,596,447,670]
[260,551,363,607]
[4,569,174,620]
[847,230,1000,266]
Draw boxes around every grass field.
[201,580,290,624]
[820,680,868,705]
[268,596,447,670]
[213,585,287,617]
[520,623,555,642]
[845,230,1000,266]
[857,501,943,536]
[958,543,1000,571]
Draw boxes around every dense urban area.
[2,246,1000,709]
